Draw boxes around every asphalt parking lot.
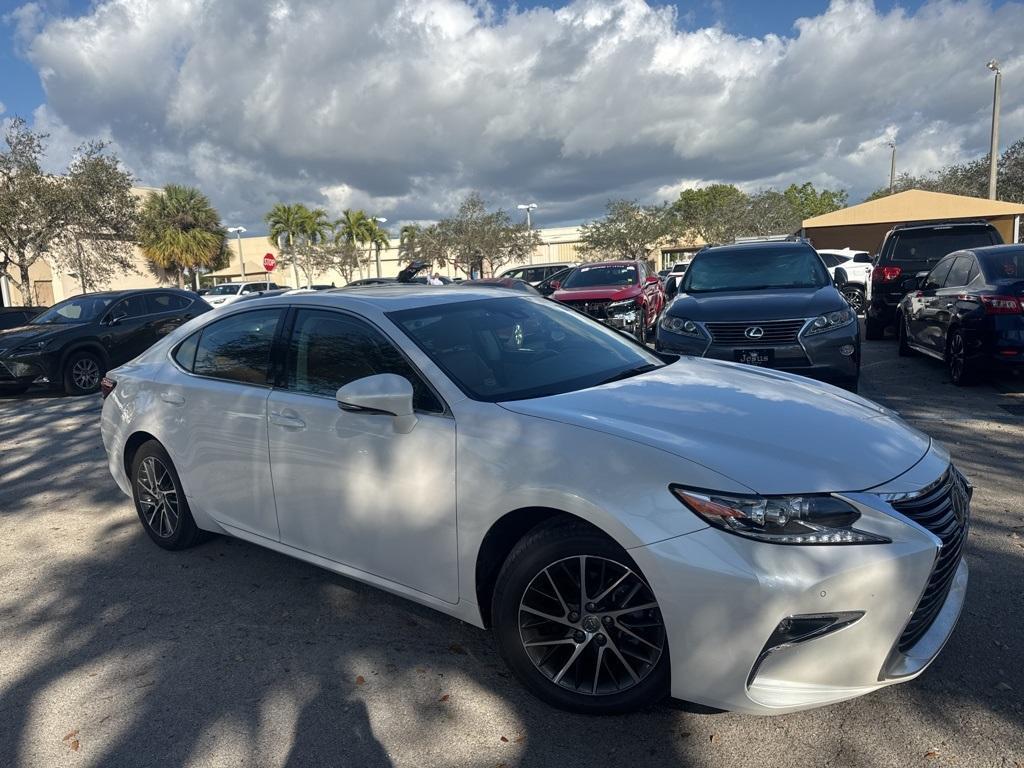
[0,334,1022,768]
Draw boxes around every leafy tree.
[578,200,677,261]
[52,141,139,293]
[366,217,391,277]
[781,182,848,222]
[335,209,376,278]
[745,189,801,236]
[674,184,750,244]
[398,223,422,264]
[139,185,227,289]
[265,202,314,286]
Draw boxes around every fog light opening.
[746,611,865,688]
[839,345,856,357]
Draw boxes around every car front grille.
[561,299,611,320]
[892,466,971,653]
[704,319,806,346]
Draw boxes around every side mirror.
[664,277,679,299]
[833,267,848,288]
[853,253,873,264]
[548,280,561,291]
[645,275,660,284]
[107,311,128,326]
[914,271,930,289]
[337,373,417,434]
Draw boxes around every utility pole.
[517,203,538,230]
[987,59,1002,200]
[888,141,896,194]
[227,226,247,280]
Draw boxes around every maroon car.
[550,260,665,343]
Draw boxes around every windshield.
[683,247,829,293]
[30,295,116,325]
[978,249,1024,282]
[388,296,663,402]
[208,284,242,295]
[891,229,1000,265]
[562,264,638,289]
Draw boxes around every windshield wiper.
[595,363,660,386]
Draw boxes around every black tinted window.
[978,249,1024,282]
[685,247,829,292]
[113,295,148,319]
[943,256,973,288]
[0,313,28,330]
[193,309,281,385]
[147,293,191,313]
[286,309,442,412]
[174,331,199,371]
[923,259,954,290]
[890,229,1000,265]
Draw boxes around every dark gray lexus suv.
[655,241,861,391]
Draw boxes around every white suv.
[204,281,282,307]
[817,249,873,315]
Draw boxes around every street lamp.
[986,59,1002,200]
[227,226,247,280]
[516,203,538,229]
[371,216,388,278]
[887,141,896,194]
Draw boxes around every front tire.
[63,350,104,395]
[130,440,204,550]
[842,287,866,316]
[492,519,669,714]
[897,314,915,357]
[634,312,647,345]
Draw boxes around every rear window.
[889,228,1000,265]
[977,249,1024,282]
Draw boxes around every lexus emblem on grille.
[744,326,764,339]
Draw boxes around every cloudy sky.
[1,0,1022,234]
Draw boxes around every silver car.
[100,287,969,715]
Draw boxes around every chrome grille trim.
[704,318,808,346]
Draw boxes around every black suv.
[0,289,209,395]
[865,221,1003,339]
[0,306,43,330]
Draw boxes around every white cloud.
[14,0,1024,231]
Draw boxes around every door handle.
[270,410,306,430]
[160,392,185,406]
[945,302,955,309]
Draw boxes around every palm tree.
[138,185,227,288]
[303,207,332,246]
[399,223,421,263]
[265,202,315,286]
[335,209,373,278]
[367,219,391,277]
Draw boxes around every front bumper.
[0,352,55,387]
[630,454,968,714]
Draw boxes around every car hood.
[667,286,843,321]
[0,324,68,350]
[499,359,931,495]
[552,285,641,302]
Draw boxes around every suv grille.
[561,299,611,320]
[892,467,971,653]
[705,319,806,346]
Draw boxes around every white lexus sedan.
[100,286,970,715]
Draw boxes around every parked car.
[498,262,576,286]
[345,275,453,288]
[459,277,540,294]
[0,306,44,330]
[896,244,1024,384]
[817,248,873,315]
[100,287,970,715]
[0,289,208,395]
[204,281,284,307]
[865,221,1003,340]
[536,266,574,297]
[656,241,860,391]
[550,260,664,343]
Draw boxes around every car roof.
[698,241,814,255]
[255,284,522,311]
[578,260,640,266]
[963,244,1024,256]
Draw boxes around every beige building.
[801,189,1024,253]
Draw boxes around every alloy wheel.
[518,555,665,696]
[71,358,101,391]
[136,456,180,538]
[843,288,865,315]
[949,333,965,382]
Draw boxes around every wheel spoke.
[604,632,640,683]
[543,567,570,617]
[552,637,590,684]
[520,605,575,629]
[614,621,661,651]
[590,571,629,605]
[591,645,606,695]
[606,602,658,618]
[524,638,576,649]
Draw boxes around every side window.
[193,309,282,385]
[923,259,954,290]
[285,309,443,412]
[112,294,148,319]
[173,331,200,371]
[943,256,972,288]
[147,293,191,314]
[966,258,980,285]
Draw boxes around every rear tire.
[897,315,915,357]
[947,330,980,387]
[864,317,885,341]
[130,440,204,550]
[63,350,104,395]
[634,313,647,345]
[492,518,669,714]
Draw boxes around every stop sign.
[263,253,277,272]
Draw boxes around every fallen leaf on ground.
[62,730,79,742]
[709,734,718,743]
[355,675,366,685]
[500,735,509,742]
[925,749,940,759]
[439,694,449,702]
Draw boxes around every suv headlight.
[10,339,53,357]
[659,316,705,339]
[670,486,889,544]
[606,298,639,315]
[804,308,855,336]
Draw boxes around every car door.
[101,294,154,365]
[907,257,954,348]
[266,308,458,603]
[144,292,202,347]
[163,307,285,541]
[931,255,975,353]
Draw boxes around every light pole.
[517,203,538,229]
[887,141,896,194]
[987,59,1002,200]
[227,226,247,280]
[371,216,388,278]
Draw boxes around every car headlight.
[10,340,52,357]
[659,316,705,339]
[606,298,639,313]
[670,486,889,544]
[804,308,855,336]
